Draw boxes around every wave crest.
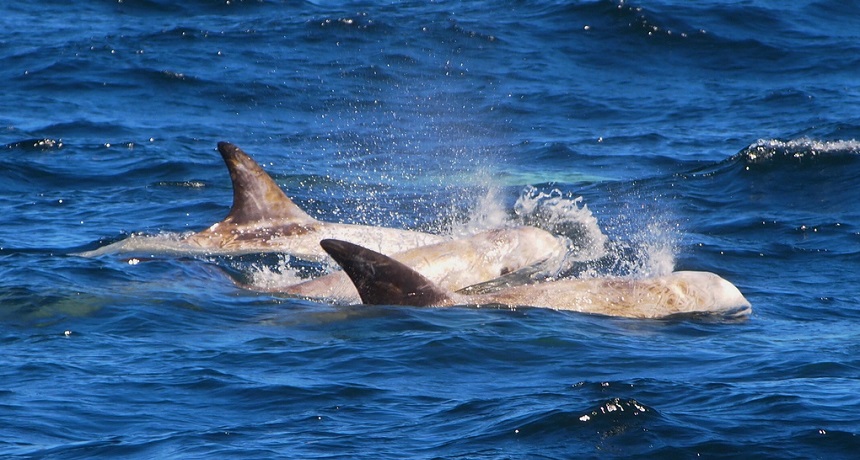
[736,138,860,165]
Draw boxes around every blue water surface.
[2,1,860,458]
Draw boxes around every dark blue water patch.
[803,0,860,38]
[3,124,139,149]
[622,138,859,220]
[470,2,860,144]
[111,0,274,16]
[677,139,860,231]
[0,254,224,327]
[420,396,659,458]
[590,0,710,43]
[305,10,395,39]
[521,0,785,77]
[0,152,207,192]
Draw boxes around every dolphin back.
[320,239,451,307]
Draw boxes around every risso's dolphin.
[79,142,447,259]
[248,226,569,304]
[319,239,752,320]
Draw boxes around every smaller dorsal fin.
[217,142,315,225]
[320,239,452,307]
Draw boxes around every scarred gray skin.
[253,226,568,303]
[320,239,752,320]
[81,142,572,304]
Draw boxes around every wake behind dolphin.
[79,142,447,260]
[320,239,752,320]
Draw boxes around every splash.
[513,186,608,263]
[245,255,308,292]
[450,182,511,237]
[506,186,680,280]
[578,398,651,423]
[450,185,679,280]
[237,184,614,291]
[624,220,678,277]
[584,203,679,279]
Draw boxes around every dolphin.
[79,142,447,259]
[319,239,752,320]
[246,226,569,303]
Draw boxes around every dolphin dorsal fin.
[320,239,452,307]
[217,142,314,225]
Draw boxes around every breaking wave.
[735,138,860,166]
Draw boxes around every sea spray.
[450,182,510,237]
[626,220,679,277]
[246,255,308,292]
[513,186,608,264]
[585,197,680,279]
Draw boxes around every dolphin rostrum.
[319,239,752,320]
[247,226,569,303]
[79,142,447,259]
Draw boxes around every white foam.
[245,255,308,291]
[513,186,609,262]
[745,138,860,162]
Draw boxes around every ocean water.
[2,0,860,458]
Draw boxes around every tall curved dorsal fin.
[320,239,452,307]
[217,141,315,225]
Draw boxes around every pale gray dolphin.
[247,226,569,303]
[79,142,447,259]
[319,239,752,320]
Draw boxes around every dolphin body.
[319,239,752,320]
[249,226,569,303]
[80,142,447,259]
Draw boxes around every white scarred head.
[672,271,751,317]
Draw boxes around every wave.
[422,393,660,458]
[684,138,860,216]
[2,121,137,146]
[511,0,850,80]
[668,138,860,272]
[685,137,860,181]
[733,138,860,166]
[307,11,391,34]
[505,397,656,440]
